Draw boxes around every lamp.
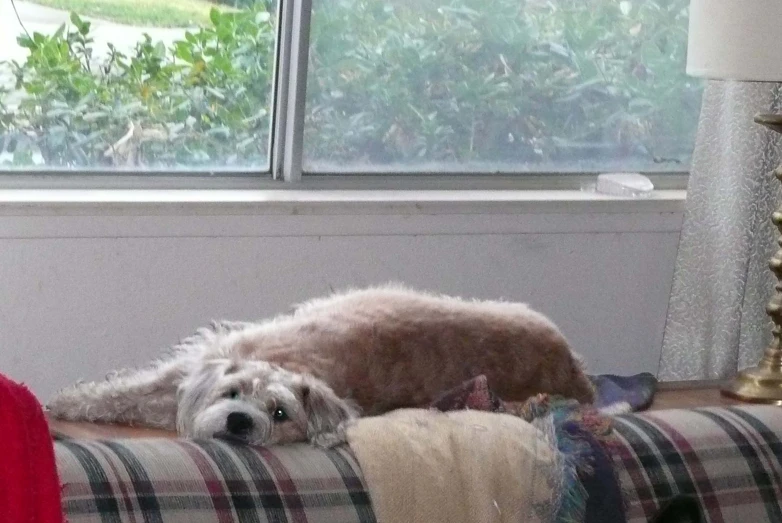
[686,0,782,403]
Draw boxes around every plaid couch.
[612,406,782,523]
[57,441,374,523]
[57,406,782,523]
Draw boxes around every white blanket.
[346,408,561,523]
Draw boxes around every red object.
[0,373,64,523]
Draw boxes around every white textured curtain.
[659,81,782,381]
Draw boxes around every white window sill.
[0,188,685,212]
[0,189,686,238]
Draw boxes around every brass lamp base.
[721,350,782,406]
[721,113,782,406]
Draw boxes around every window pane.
[304,0,702,173]
[0,0,277,171]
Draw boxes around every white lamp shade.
[687,0,782,82]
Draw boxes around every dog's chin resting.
[47,284,595,446]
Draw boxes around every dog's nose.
[226,412,254,436]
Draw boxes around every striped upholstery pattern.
[611,406,782,523]
[57,439,376,523]
[55,406,782,523]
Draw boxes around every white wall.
[0,190,684,401]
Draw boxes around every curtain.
[659,81,782,381]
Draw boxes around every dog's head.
[175,359,357,445]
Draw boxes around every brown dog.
[48,285,595,445]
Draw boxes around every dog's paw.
[310,420,354,449]
[46,386,88,420]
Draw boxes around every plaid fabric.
[611,406,782,523]
[56,406,782,523]
[56,439,376,523]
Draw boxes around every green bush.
[1,9,274,167]
[0,0,701,170]
[305,0,701,168]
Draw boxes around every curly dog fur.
[47,285,595,445]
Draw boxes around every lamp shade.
[687,0,782,82]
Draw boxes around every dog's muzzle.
[214,411,254,443]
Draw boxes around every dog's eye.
[225,389,240,399]
[272,407,288,422]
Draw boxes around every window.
[0,0,278,171]
[304,0,701,174]
[0,0,702,178]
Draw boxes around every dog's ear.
[299,377,358,441]
[176,360,224,434]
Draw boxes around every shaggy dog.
[47,285,595,445]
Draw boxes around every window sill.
[0,188,685,214]
[0,189,686,238]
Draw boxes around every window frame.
[0,0,692,191]
[271,0,311,182]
